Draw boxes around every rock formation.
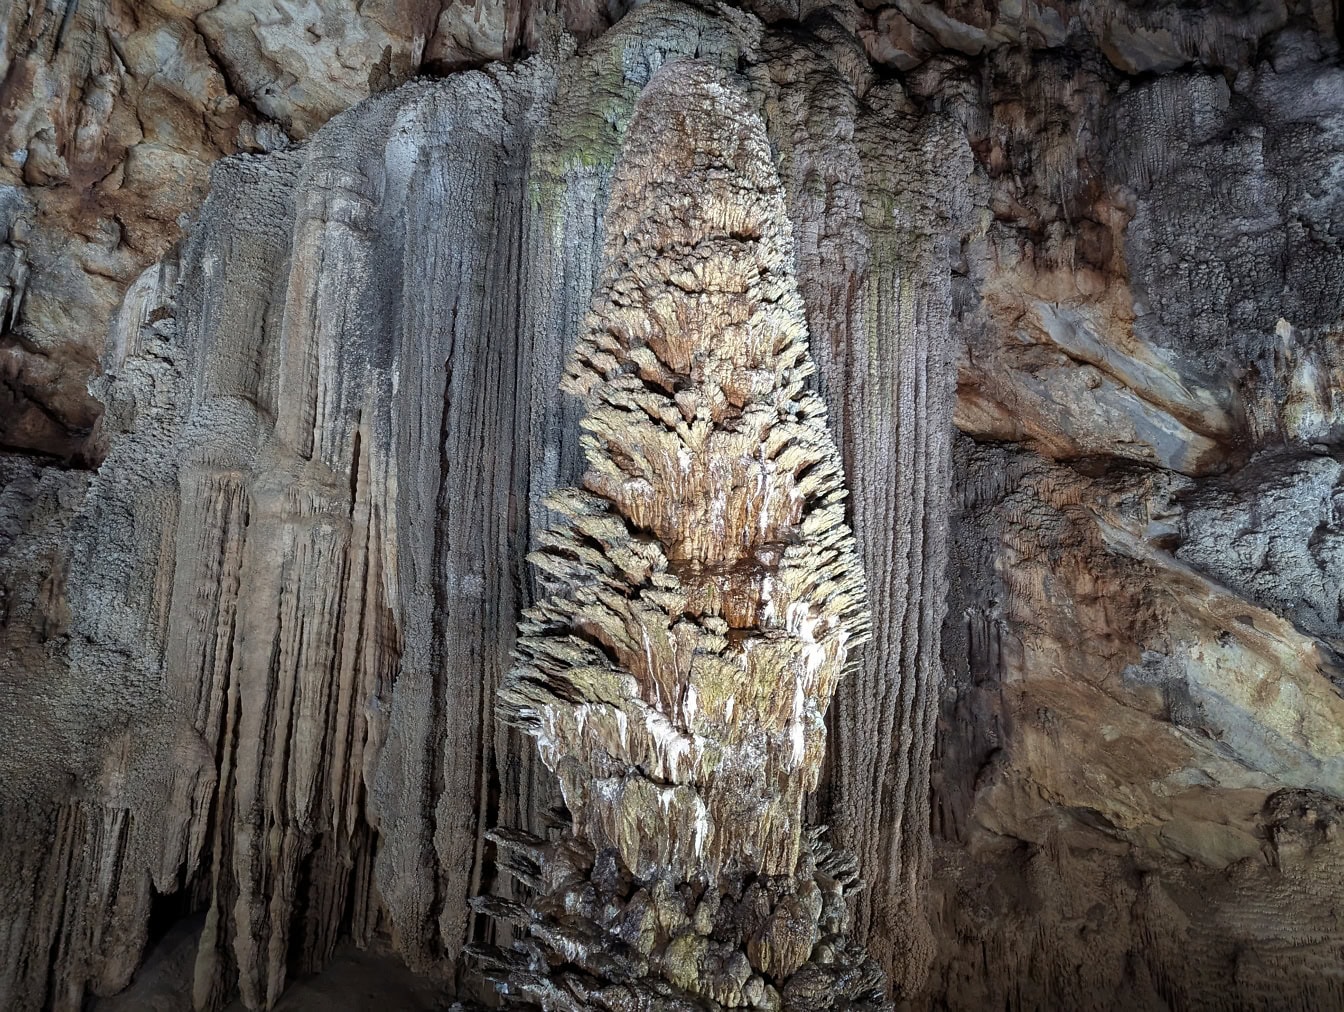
[0,2,1342,1010]
[468,58,884,1010]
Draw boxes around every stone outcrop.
[1,1,1342,1010]
[0,0,616,466]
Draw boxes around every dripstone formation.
[6,2,1344,1010]
[471,61,887,1011]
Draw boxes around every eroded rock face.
[0,1,283,463]
[1,1,1343,1010]
[922,3,1344,1006]
[938,4,1344,478]
[0,0,619,465]
[933,438,1344,1008]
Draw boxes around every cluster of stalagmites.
[462,827,887,1010]
[463,60,889,1010]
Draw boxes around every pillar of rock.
[469,58,891,1011]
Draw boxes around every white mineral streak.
[644,709,694,780]
[791,678,807,767]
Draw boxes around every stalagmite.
[469,59,889,1010]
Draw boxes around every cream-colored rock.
[196,0,439,138]
[0,1,263,461]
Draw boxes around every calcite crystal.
[477,59,887,1009]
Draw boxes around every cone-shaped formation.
[501,58,868,886]
[480,60,887,1009]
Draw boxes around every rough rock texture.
[506,61,871,883]
[471,826,887,1010]
[0,0,615,465]
[919,3,1344,1008]
[2,1,1343,1010]
[932,438,1344,1009]
[472,59,885,1010]
[759,38,972,987]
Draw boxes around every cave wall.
[925,5,1344,1007]
[2,1,1344,1010]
